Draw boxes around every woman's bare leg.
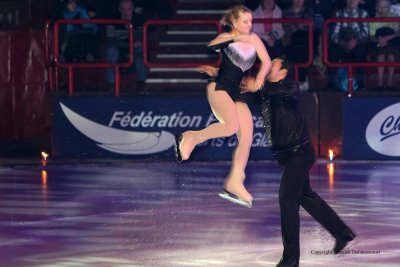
[179,83,239,160]
[224,101,254,203]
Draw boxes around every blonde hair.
[220,4,252,27]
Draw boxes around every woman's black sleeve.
[207,39,234,51]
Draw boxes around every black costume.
[210,40,257,101]
[259,78,355,266]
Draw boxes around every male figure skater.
[241,58,356,267]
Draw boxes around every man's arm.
[241,77,299,101]
[197,65,218,77]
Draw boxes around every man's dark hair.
[339,27,358,43]
[279,58,295,81]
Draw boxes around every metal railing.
[45,19,134,96]
[47,18,400,95]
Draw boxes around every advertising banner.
[53,96,275,160]
[343,97,400,160]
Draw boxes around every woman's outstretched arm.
[207,32,235,48]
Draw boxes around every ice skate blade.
[218,190,252,208]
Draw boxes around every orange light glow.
[328,149,334,161]
[327,163,334,188]
[42,170,47,185]
[41,170,48,201]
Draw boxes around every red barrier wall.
[0,31,51,144]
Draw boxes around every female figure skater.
[175,4,271,208]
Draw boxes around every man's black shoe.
[276,256,299,267]
[334,228,356,254]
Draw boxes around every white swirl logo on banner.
[59,102,175,155]
[366,102,400,156]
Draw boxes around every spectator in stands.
[310,0,335,30]
[309,0,335,75]
[283,0,314,90]
[334,1,377,15]
[78,0,109,19]
[60,0,99,62]
[105,0,147,91]
[328,0,369,90]
[391,1,400,16]
[369,0,400,91]
[252,0,285,59]
[309,0,334,35]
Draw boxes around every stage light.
[41,152,49,160]
[41,152,49,166]
[328,149,334,161]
